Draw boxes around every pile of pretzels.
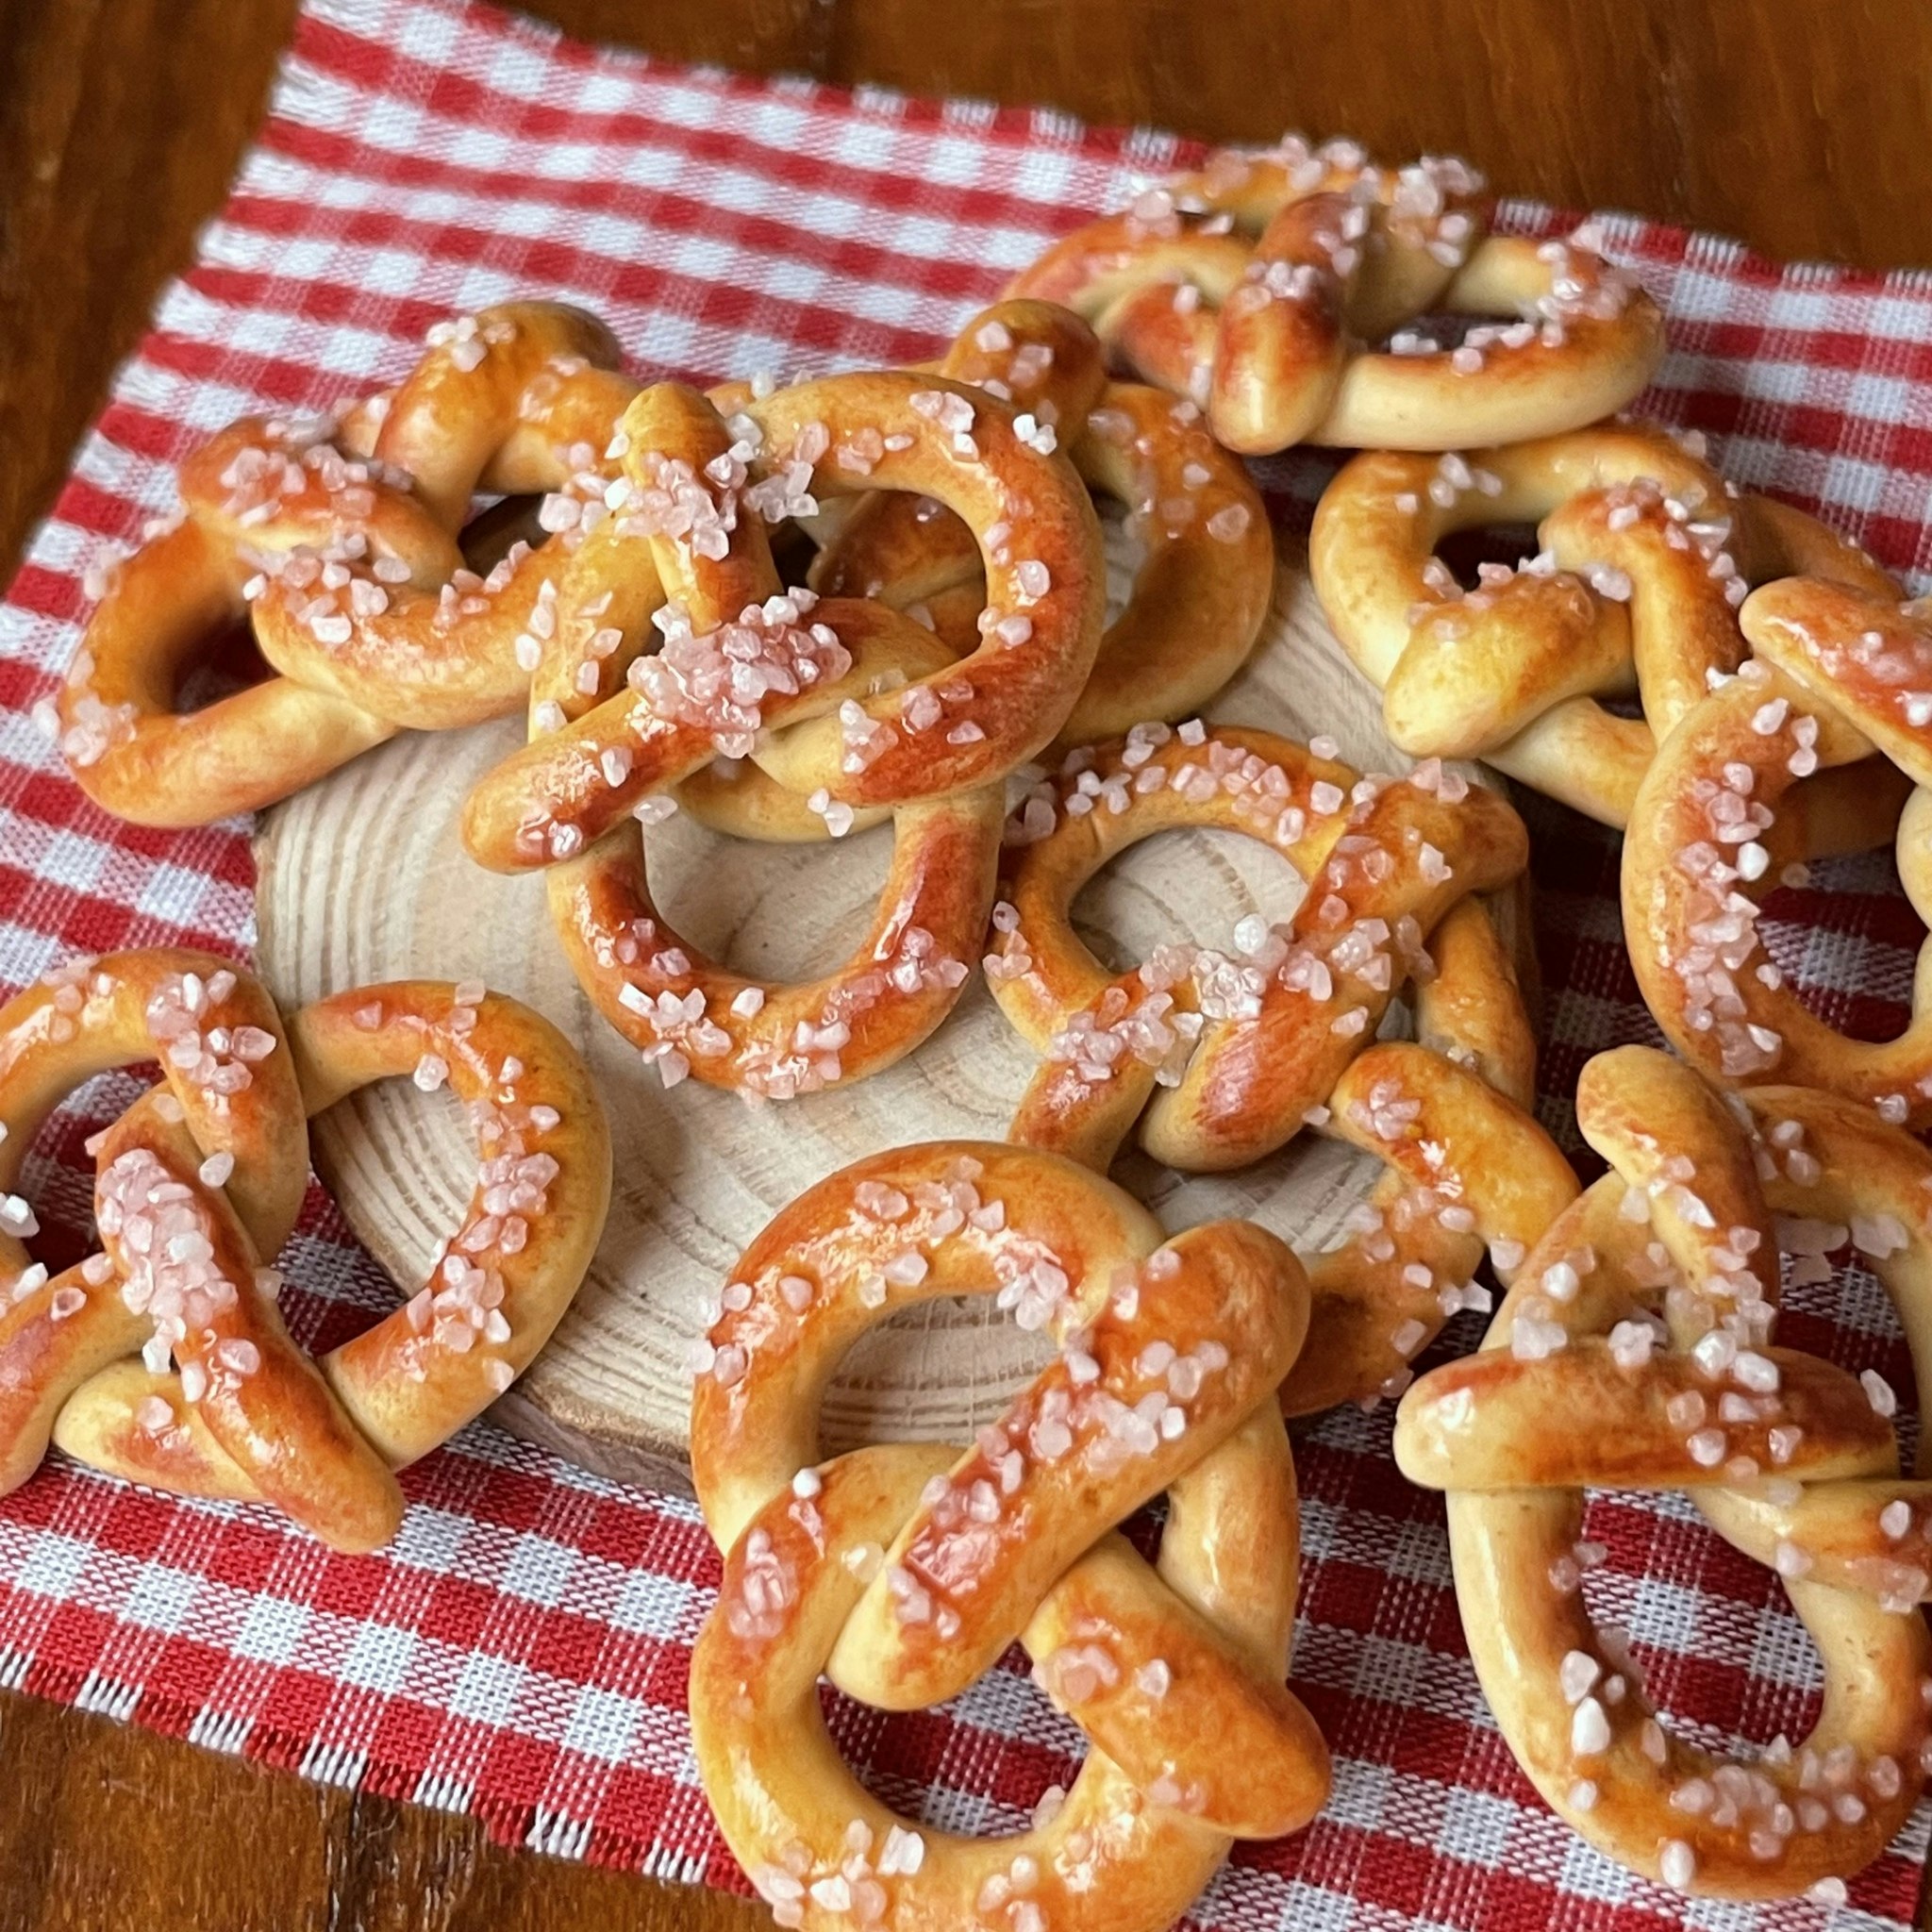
[18,129,1932,1924]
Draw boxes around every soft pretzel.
[1310,421,1905,828]
[1625,582,1932,1123]
[808,299,1274,745]
[42,302,638,827]
[1007,137,1664,455]
[688,1141,1328,1931]
[0,950,610,1550]
[987,724,1577,1409]
[1396,1045,1932,1902]
[464,367,1107,860]
[460,369,1108,1096]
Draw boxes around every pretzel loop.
[690,1141,1329,1930]
[1396,1046,1932,1902]
[1627,578,1932,1121]
[51,302,636,826]
[1008,140,1664,455]
[808,300,1274,747]
[0,951,609,1551]
[0,951,307,1489]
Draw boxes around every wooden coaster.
[255,541,1510,1492]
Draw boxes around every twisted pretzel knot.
[1396,1046,1932,1903]
[1310,422,1905,828]
[48,302,636,827]
[1625,578,1932,1124]
[987,723,1577,1413]
[689,1141,1328,1931]
[1007,137,1664,456]
[809,298,1274,747]
[0,948,610,1551]
[461,368,1106,1097]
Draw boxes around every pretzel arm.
[78,1108,404,1553]
[831,1219,1305,1707]
[1022,1525,1328,1838]
[0,1259,147,1492]
[58,519,396,826]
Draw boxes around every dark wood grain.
[548,0,1932,276]
[2,3,1929,1928]
[0,1686,760,1930]
[0,0,300,579]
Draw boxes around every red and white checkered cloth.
[1,1,1928,1924]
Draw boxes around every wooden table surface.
[3,2,1929,1926]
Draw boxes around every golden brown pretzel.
[1396,1046,1932,1903]
[1625,582,1932,1123]
[986,723,1578,1410]
[688,1141,1328,1930]
[460,369,1109,1096]
[1007,138,1664,455]
[0,950,610,1551]
[43,302,637,827]
[1309,422,1904,827]
[463,365,1107,859]
[808,299,1274,746]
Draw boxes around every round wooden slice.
[254,537,1510,1493]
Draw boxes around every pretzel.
[1625,578,1932,1124]
[0,950,610,1550]
[808,299,1274,745]
[460,370,1107,1096]
[688,1141,1328,1930]
[464,367,1107,858]
[1396,1045,1932,1903]
[1309,421,1906,828]
[1007,136,1664,456]
[986,723,1577,1411]
[43,301,639,827]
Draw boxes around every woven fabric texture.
[1,2,1928,1924]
